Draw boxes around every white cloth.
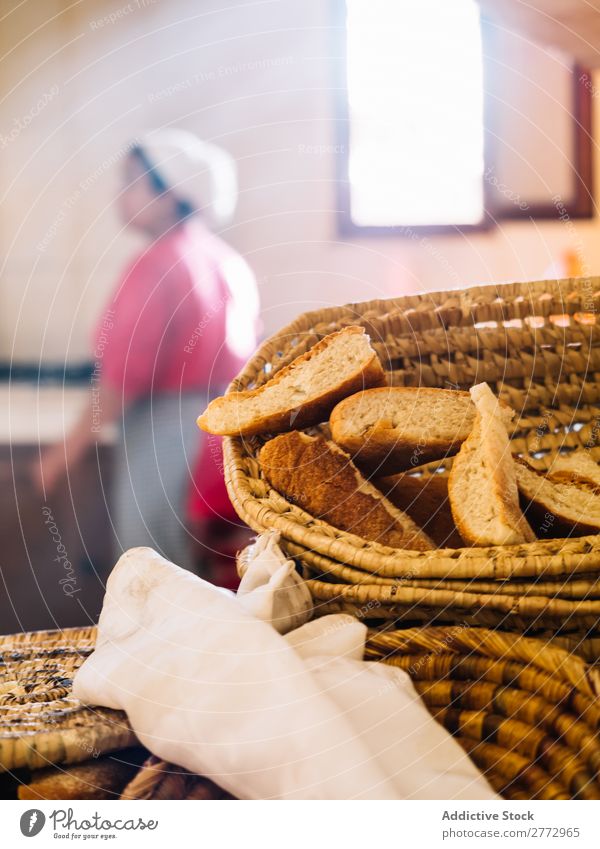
[139,128,237,225]
[286,616,496,800]
[237,532,313,634]
[73,546,497,800]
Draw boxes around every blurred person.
[35,129,259,572]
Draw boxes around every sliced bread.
[259,430,435,551]
[448,383,536,546]
[546,451,600,491]
[329,386,476,474]
[516,459,600,535]
[198,326,385,436]
[376,470,465,548]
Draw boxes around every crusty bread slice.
[546,451,600,491]
[329,387,476,474]
[516,459,600,535]
[198,326,385,436]
[260,430,435,551]
[376,470,465,548]
[448,383,536,546]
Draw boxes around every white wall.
[1,0,599,362]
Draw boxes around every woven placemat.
[0,626,137,773]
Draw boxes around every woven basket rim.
[230,275,600,394]
[0,625,97,645]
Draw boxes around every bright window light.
[345,0,485,227]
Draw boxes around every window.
[345,0,484,229]
[335,0,593,234]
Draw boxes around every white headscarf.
[138,128,237,226]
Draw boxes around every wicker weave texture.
[366,626,600,800]
[0,626,136,773]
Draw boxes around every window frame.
[333,1,594,237]
[488,59,593,222]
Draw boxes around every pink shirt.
[94,221,259,401]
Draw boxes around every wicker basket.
[366,626,600,800]
[224,278,600,640]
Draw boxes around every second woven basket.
[366,626,600,800]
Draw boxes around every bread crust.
[330,387,475,475]
[260,431,434,551]
[198,326,386,436]
[546,452,600,492]
[516,459,600,535]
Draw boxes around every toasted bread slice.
[260,430,435,551]
[329,387,476,474]
[198,326,385,436]
[376,470,465,548]
[448,383,536,546]
[546,451,600,491]
[516,459,600,535]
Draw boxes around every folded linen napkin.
[285,616,497,799]
[73,545,497,800]
[236,531,313,633]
